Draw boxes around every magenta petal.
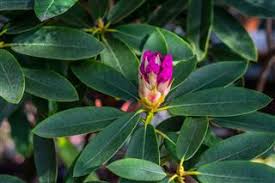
[161,54,173,69]
[146,58,160,74]
[157,54,173,83]
[142,50,154,61]
[140,50,153,75]
[158,69,172,83]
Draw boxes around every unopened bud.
[139,50,173,111]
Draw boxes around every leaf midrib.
[81,114,137,168]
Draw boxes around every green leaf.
[23,68,78,102]
[143,29,168,54]
[196,132,275,167]
[88,0,109,19]
[33,107,124,138]
[0,175,25,183]
[121,125,160,183]
[34,0,78,21]
[203,129,222,147]
[172,59,196,91]
[156,116,184,132]
[168,87,271,117]
[214,112,275,133]
[0,49,25,104]
[223,0,275,18]
[197,161,275,183]
[73,113,140,177]
[59,2,92,28]
[5,15,41,35]
[101,36,139,84]
[71,60,138,101]
[107,158,166,181]
[168,61,248,100]
[9,109,32,157]
[11,26,104,60]
[186,0,213,61]
[160,29,194,61]
[0,0,33,10]
[113,24,155,51]
[164,132,178,159]
[209,43,245,62]
[176,117,208,161]
[108,0,146,24]
[33,135,57,183]
[148,0,187,26]
[213,8,257,61]
[126,125,160,164]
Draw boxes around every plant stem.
[144,110,154,126]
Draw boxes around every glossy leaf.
[210,43,245,61]
[0,175,25,183]
[34,0,78,21]
[0,0,33,10]
[59,3,92,28]
[126,125,160,164]
[113,24,155,51]
[214,112,275,133]
[108,0,146,24]
[168,87,271,117]
[73,113,140,177]
[164,132,178,159]
[24,68,78,102]
[223,0,275,18]
[121,125,160,183]
[0,49,25,104]
[33,135,57,183]
[172,58,196,90]
[71,60,138,101]
[11,26,104,60]
[107,158,166,181]
[186,0,213,61]
[169,61,248,99]
[148,0,187,26]
[213,8,257,61]
[160,29,194,61]
[33,107,124,137]
[143,29,168,54]
[5,15,41,35]
[88,0,109,19]
[101,36,139,84]
[197,161,275,183]
[196,132,275,167]
[203,129,222,147]
[176,117,208,161]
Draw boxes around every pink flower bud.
[139,50,173,110]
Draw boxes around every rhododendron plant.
[0,0,275,183]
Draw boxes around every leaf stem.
[168,174,178,183]
[155,129,175,145]
[0,28,7,36]
[184,171,200,176]
[156,106,170,112]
